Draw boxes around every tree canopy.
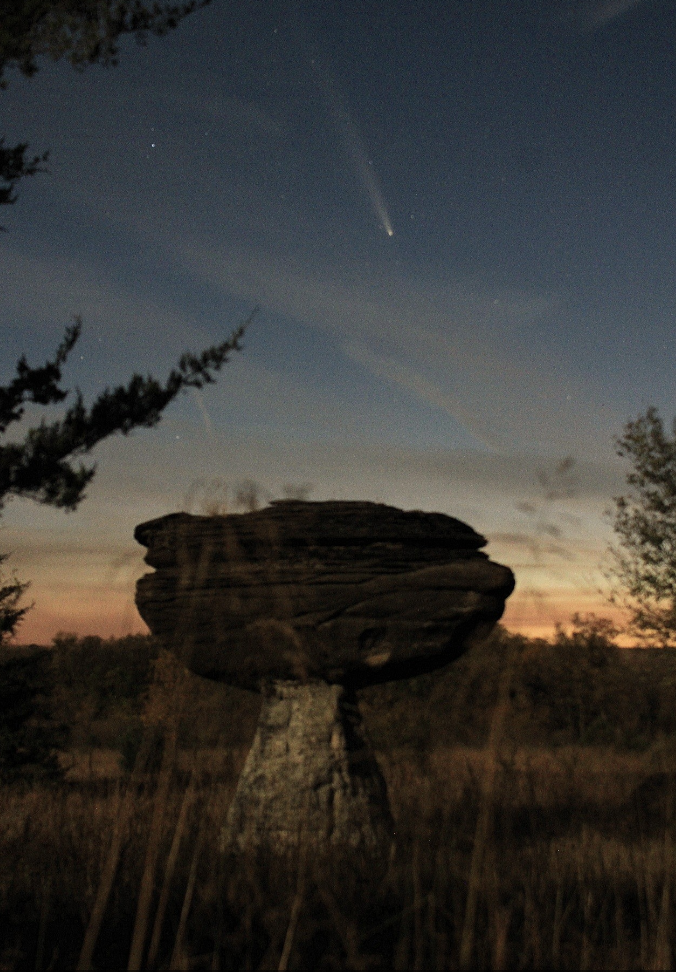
[0,0,212,218]
[0,310,253,644]
[0,313,249,513]
[604,406,676,647]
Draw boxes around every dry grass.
[10,494,676,966]
[57,746,252,784]
[5,540,676,967]
[3,736,676,970]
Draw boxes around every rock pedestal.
[134,500,515,859]
[220,680,394,858]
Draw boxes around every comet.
[306,40,395,238]
[348,129,395,239]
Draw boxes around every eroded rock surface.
[220,680,395,857]
[134,500,515,692]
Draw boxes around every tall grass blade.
[146,759,198,970]
[459,653,513,970]
[77,726,159,971]
[34,874,50,972]
[127,728,177,971]
[278,840,307,972]
[169,793,211,971]
[412,840,424,971]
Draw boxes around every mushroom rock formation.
[134,500,515,858]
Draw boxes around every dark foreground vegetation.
[4,617,676,969]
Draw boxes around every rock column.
[220,680,395,859]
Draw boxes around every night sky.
[2,0,675,645]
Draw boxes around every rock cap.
[134,500,515,691]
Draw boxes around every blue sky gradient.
[2,0,675,643]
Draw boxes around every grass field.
[4,619,676,969]
[3,739,676,969]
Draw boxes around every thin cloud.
[570,0,652,28]
[117,78,286,138]
[0,243,207,360]
[343,341,505,453]
[23,175,620,462]
[162,240,605,458]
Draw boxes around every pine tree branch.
[0,310,253,512]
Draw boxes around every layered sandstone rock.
[134,500,515,692]
[134,500,515,857]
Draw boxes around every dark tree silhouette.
[603,406,676,647]
[0,553,32,643]
[0,310,253,644]
[0,138,49,212]
[0,644,68,782]
[0,0,212,222]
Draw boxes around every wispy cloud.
[159,235,609,458]
[3,178,614,463]
[152,86,286,137]
[343,341,505,452]
[0,243,204,352]
[569,0,652,29]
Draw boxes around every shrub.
[0,645,68,782]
